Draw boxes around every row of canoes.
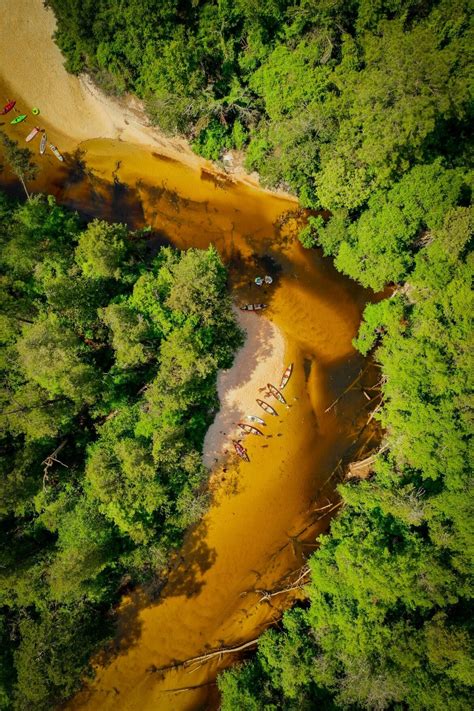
[2,99,64,162]
[232,363,294,461]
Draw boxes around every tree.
[75,219,128,279]
[0,131,38,199]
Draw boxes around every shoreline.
[0,0,296,204]
[203,309,285,469]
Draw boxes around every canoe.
[279,363,294,390]
[25,127,40,143]
[49,143,64,162]
[240,303,267,312]
[39,132,47,155]
[1,100,15,115]
[267,383,287,405]
[238,423,264,437]
[233,440,249,462]
[256,398,278,416]
[246,415,265,426]
[10,114,27,125]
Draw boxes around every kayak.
[25,127,40,143]
[49,143,64,162]
[240,303,267,311]
[267,383,287,405]
[1,100,15,115]
[256,398,278,416]
[279,363,294,390]
[233,440,250,462]
[39,132,47,155]
[246,415,265,426]
[238,423,264,437]
[11,114,27,125]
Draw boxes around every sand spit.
[203,310,285,469]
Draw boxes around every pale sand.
[0,0,288,193]
[0,0,202,161]
[203,310,285,468]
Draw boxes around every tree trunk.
[19,174,30,199]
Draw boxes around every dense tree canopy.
[48,0,471,204]
[4,0,473,708]
[0,193,242,709]
[219,204,473,709]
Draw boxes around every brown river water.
[1,102,376,710]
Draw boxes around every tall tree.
[0,132,38,199]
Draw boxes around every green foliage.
[298,215,324,249]
[193,119,231,160]
[0,191,241,708]
[220,206,473,711]
[0,132,38,198]
[330,163,470,290]
[75,219,128,279]
[17,1,474,708]
[13,604,110,711]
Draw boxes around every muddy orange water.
[1,87,374,711]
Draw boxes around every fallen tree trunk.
[324,365,369,413]
[347,443,389,479]
[149,637,260,676]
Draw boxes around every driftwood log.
[148,637,260,676]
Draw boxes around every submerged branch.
[325,365,369,413]
[148,637,260,676]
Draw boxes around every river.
[0,4,375,708]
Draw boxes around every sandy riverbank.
[0,0,199,161]
[0,0,285,194]
[203,310,285,469]
[1,4,374,710]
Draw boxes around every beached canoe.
[25,126,40,143]
[256,398,278,416]
[10,114,27,125]
[238,423,264,436]
[246,415,265,426]
[279,363,294,390]
[267,383,287,405]
[49,143,64,162]
[233,440,250,462]
[1,100,15,115]
[240,303,267,312]
[39,132,47,155]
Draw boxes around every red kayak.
[233,440,250,462]
[1,100,15,115]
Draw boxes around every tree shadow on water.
[159,522,217,600]
[90,521,217,668]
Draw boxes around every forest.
[1,0,472,709]
[0,193,242,709]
